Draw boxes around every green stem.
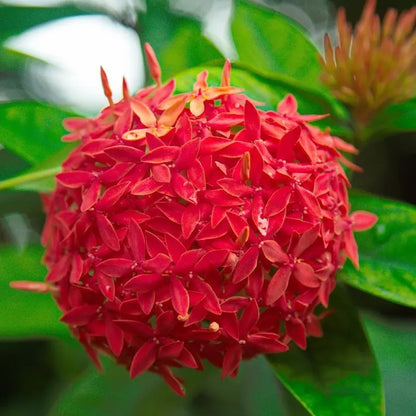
[0,167,60,191]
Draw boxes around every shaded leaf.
[50,355,285,416]
[268,284,384,416]
[363,97,416,140]
[363,316,416,416]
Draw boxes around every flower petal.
[263,186,292,217]
[56,171,94,188]
[130,340,157,378]
[170,277,189,317]
[96,213,120,251]
[232,246,259,284]
[261,240,289,263]
[221,343,242,379]
[265,265,291,305]
[105,317,124,356]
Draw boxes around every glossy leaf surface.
[0,101,75,165]
[232,1,322,86]
[339,192,416,308]
[268,285,384,416]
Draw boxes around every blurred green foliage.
[0,1,415,415]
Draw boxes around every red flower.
[15,44,376,396]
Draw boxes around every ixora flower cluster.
[320,0,416,124]
[38,45,375,395]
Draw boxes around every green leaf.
[0,148,30,181]
[231,0,322,86]
[338,192,416,308]
[1,139,77,192]
[363,97,416,140]
[174,64,350,136]
[363,316,416,416]
[0,101,76,165]
[0,166,61,192]
[50,355,284,416]
[268,285,385,416]
[0,244,70,339]
[138,0,223,82]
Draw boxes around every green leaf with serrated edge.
[0,101,77,165]
[268,285,385,416]
[137,0,223,82]
[174,64,351,137]
[50,355,284,416]
[0,244,69,339]
[362,97,416,140]
[338,191,416,308]
[231,0,322,87]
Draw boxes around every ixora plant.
[1,0,416,415]
[13,44,377,395]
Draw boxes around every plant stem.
[0,167,60,191]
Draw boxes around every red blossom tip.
[221,59,231,87]
[10,280,55,293]
[122,76,130,100]
[100,66,113,106]
[144,42,162,87]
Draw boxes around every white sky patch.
[6,14,143,114]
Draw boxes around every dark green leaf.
[50,355,284,416]
[231,0,322,86]
[0,101,76,165]
[0,139,77,192]
[0,244,70,339]
[0,166,61,192]
[363,97,416,140]
[0,148,30,181]
[338,192,416,308]
[175,64,350,136]
[138,0,223,82]
[363,316,416,416]
[268,285,384,416]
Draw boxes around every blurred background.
[0,0,416,415]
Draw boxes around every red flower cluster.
[40,45,376,395]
